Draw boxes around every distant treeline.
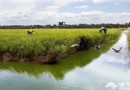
[0,23,130,29]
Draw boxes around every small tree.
[58,22,65,26]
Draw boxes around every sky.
[0,0,130,25]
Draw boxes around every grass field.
[128,31,130,49]
[0,29,121,64]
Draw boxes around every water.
[0,30,130,90]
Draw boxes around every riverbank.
[128,30,130,49]
[0,29,121,64]
[0,37,120,79]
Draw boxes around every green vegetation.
[0,22,130,29]
[128,31,130,49]
[0,29,121,64]
[0,37,119,80]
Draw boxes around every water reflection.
[85,30,130,82]
[0,36,117,80]
[0,31,130,90]
[0,31,125,90]
[57,30,130,90]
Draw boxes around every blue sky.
[61,1,130,13]
[0,0,130,25]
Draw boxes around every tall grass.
[128,31,130,49]
[0,29,121,64]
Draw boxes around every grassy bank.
[0,29,121,64]
[128,31,130,49]
[0,38,119,79]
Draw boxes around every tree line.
[0,22,130,29]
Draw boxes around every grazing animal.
[112,47,122,53]
[95,45,101,50]
[100,27,107,34]
[71,44,79,48]
[27,30,34,35]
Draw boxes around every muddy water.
[0,31,129,90]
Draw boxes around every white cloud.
[0,0,85,12]
[0,0,36,11]
[44,0,85,12]
[0,10,130,25]
[92,0,127,3]
[75,5,88,9]
[113,2,120,5]
[92,0,105,3]
[0,0,129,25]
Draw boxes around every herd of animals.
[26,27,122,54]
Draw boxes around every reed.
[0,29,121,64]
[128,31,130,49]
